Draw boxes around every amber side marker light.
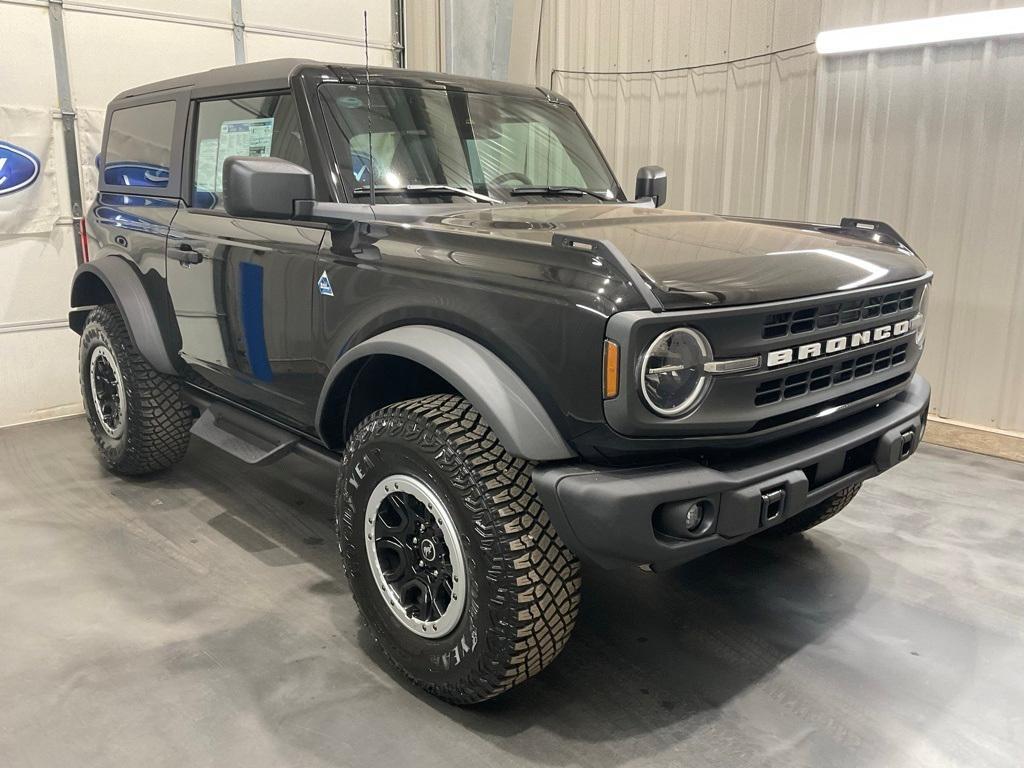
[603,340,620,399]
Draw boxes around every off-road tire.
[79,305,192,475]
[768,483,862,536]
[337,394,582,705]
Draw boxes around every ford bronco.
[69,59,932,704]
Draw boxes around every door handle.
[169,243,205,265]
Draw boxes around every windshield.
[320,84,622,204]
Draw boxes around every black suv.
[69,59,932,704]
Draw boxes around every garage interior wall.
[0,0,395,429]
[479,0,1024,437]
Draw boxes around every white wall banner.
[0,106,60,235]
[77,107,107,208]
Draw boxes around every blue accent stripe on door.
[238,261,272,382]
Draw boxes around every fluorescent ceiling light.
[816,7,1024,55]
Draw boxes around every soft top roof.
[113,58,559,103]
[114,58,312,100]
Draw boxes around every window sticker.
[216,117,275,192]
[195,138,220,193]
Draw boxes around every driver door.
[165,92,325,429]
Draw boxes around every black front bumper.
[533,374,931,571]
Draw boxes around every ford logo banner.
[0,141,41,196]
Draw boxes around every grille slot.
[755,343,909,406]
[763,288,916,339]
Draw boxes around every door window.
[191,93,310,211]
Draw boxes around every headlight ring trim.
[638,327,714,418]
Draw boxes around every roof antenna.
[363,10,374,206]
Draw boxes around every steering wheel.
[490,171,533,187]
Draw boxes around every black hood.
[433,204,928,308]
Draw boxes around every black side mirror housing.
[223,156,315,219]
[635,165,667,208]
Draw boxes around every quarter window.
[104,101,176,189]
[190,93,310,211]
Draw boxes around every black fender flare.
[316,325,575,461]
[68,256,177,375]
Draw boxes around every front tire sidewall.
[339,435,500,693]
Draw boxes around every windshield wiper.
[510,185,612,201]
[353,184,503,204]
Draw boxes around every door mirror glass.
[635,165,667,207]
[222,157,314,219]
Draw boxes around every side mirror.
[223,156,315,219]
[635,165,667,207]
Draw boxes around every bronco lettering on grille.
[765,320,911,368]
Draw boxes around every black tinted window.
[191,93,310,210]
[104,101,176,189]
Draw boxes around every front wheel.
[337,394,582,705]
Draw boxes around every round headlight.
[915,283,930,348]
[640,328,712,417]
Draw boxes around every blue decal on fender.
[0,141,41,196]
[317,271,334,297]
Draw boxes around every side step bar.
[185,391,339,469]
[191,404,298,465]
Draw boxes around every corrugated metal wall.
[516,0,1024,433]
[406,0,445,71]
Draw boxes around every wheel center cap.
[420,539,437,562]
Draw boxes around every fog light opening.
[653,499,714,540]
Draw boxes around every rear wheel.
[337,394,581,705]
[79,305,192,475]
[767,483,862,536]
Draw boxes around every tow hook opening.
[899,428,916,459]
[761,487,787,525]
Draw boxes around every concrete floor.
[1,417,1022,768]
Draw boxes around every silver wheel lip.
[89,344,127,439]
[365,474,467,639]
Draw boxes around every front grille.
[762,288,917,339]
[605,275,928,440]
[754,343,909,406]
